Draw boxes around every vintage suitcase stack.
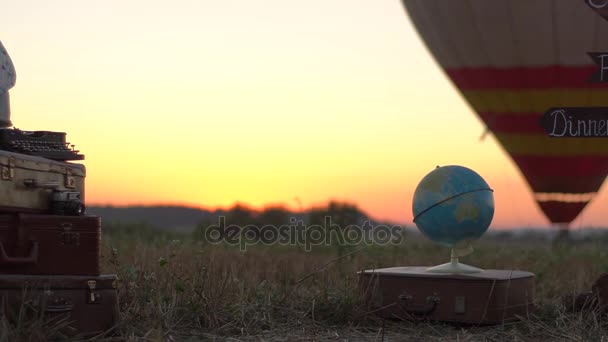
[0,40,119,336]
[359,266,535,325]
[0,150,119,336]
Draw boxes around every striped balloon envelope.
[401,1,608,226]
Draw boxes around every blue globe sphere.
[412,165,495,247]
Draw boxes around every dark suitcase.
[0,274,119,336]
[0,214,100,275]
[593,273,608,310]
[359,266,535,325]
[564,273,608,312]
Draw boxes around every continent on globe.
[454,198,480,223]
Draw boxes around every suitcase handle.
[23,179,60,189]
[0,241,39,264]
[45,302,74,313]
[398,293,440,316]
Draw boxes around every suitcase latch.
[1,156,14,180]
[454,296,466,314]
[87,280,101,304]
[64,169,76,189]
[60,223,80,246]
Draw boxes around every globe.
[412,165,495,247]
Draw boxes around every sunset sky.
[1,0,606,228]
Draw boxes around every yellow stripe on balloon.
[460,90,608,113]
[534,192,596,203]
[493,134,608,156]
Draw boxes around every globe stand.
[426,248,483,273]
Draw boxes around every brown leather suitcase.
[0,274,119,336]
[359,266,535,325]
[0,214,100,275]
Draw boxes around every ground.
[1,226,607,341]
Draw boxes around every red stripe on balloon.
[511,155,608,178]
[526,175,606,193]
[512,154,608,193]
[445,66,607,90]
[537,201,590,224]
[478,112,544,134]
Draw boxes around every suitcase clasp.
[1,156,14,180]
[60,223,80,246]
[87,280,101,304]
[64,168,76,189]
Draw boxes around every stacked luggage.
[1,40,119,335]
[0,149,119,335]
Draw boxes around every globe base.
[426,260,483,273]
[426,250,483,274]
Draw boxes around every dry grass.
[2,227,608,341]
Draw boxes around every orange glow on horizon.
[2,0,606,229]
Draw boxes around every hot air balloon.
[401,1,608,228]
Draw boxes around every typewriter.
[1,42,83,162]
[0,128,84,161]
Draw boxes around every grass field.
[2,223,608,341]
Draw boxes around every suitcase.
[359,266,535,325]
[564,273,608,312]
[0,214,100,276]
[0,150,85,214]
[0,274,119,336]
[592,273,608,310]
